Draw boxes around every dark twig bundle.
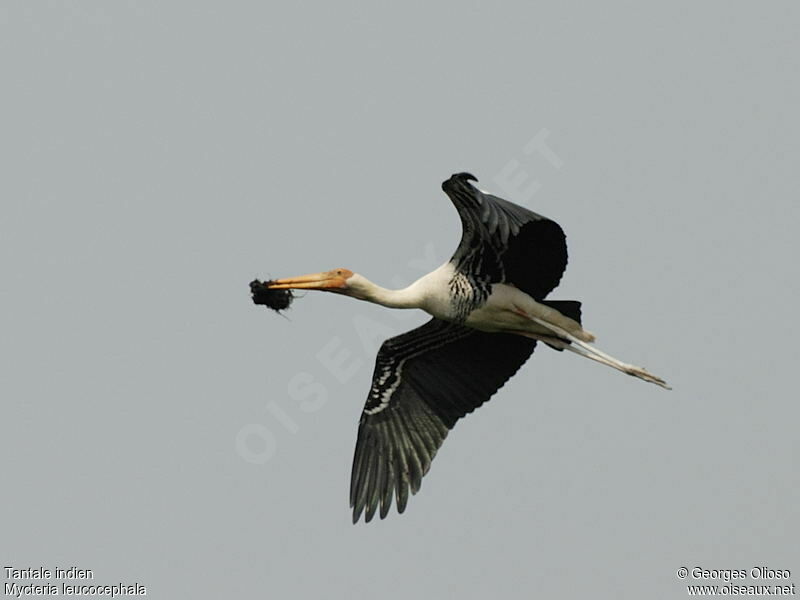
[250,279,294,312]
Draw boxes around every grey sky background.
[2,2,798,598]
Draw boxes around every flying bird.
[253,172,669,523]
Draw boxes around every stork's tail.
[536,300,596,342]
[540,300,582,323]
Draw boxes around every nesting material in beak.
[250,279,294,312]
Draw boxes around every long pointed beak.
[266,271,347,290]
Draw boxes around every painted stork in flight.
[255,172,669,523]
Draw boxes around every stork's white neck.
[345,264,454,316]
[351,275,425,310]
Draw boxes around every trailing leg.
[512,304,671,390]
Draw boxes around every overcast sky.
[2,2,798,598]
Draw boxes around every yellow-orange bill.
[267,270,348,290]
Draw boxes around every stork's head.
[265,268,358,295]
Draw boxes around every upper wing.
[350,318,536,523]
[441,172,568,300]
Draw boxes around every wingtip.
[442,172,479,192]
[352,502,393,524]
[455,171,478,183]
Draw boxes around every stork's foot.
[619,363,671,389]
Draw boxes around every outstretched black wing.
[350,318,536,523]
[441,172,568,300]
